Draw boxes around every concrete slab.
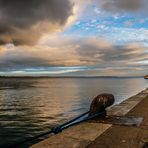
[30,88,148,148]
[87,88,148,148]
[107,90,147,116]
[31,123,111,148]
[142,88,148,94]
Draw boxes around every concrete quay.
[31,88,148,148]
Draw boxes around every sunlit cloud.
[0,0,147,76]
[0,36,147,76]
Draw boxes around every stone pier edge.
[31,88,148,148]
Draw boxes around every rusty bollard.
[89,93,115,117]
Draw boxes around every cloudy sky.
[0,0,147,76]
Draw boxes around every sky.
[0,0,148,77]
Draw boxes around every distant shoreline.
[0,76,144,79]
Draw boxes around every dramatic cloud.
[0,42,81,71]
[0,0,147,76]
[0,37,147,76]
[94,0,148,14]
[0,0,74,45]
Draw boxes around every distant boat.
[144,75,148,79]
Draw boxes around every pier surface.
[31,88,148,148]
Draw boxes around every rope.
[4,111,105,148]
[51,111,89,134]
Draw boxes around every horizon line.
[0,75,144,78]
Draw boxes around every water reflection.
[0,78,147,146]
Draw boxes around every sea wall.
[31,88,148,148]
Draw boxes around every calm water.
[0,77,147,146]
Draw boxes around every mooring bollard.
[89,93,115,117]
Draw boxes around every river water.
[0,77,147,146]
